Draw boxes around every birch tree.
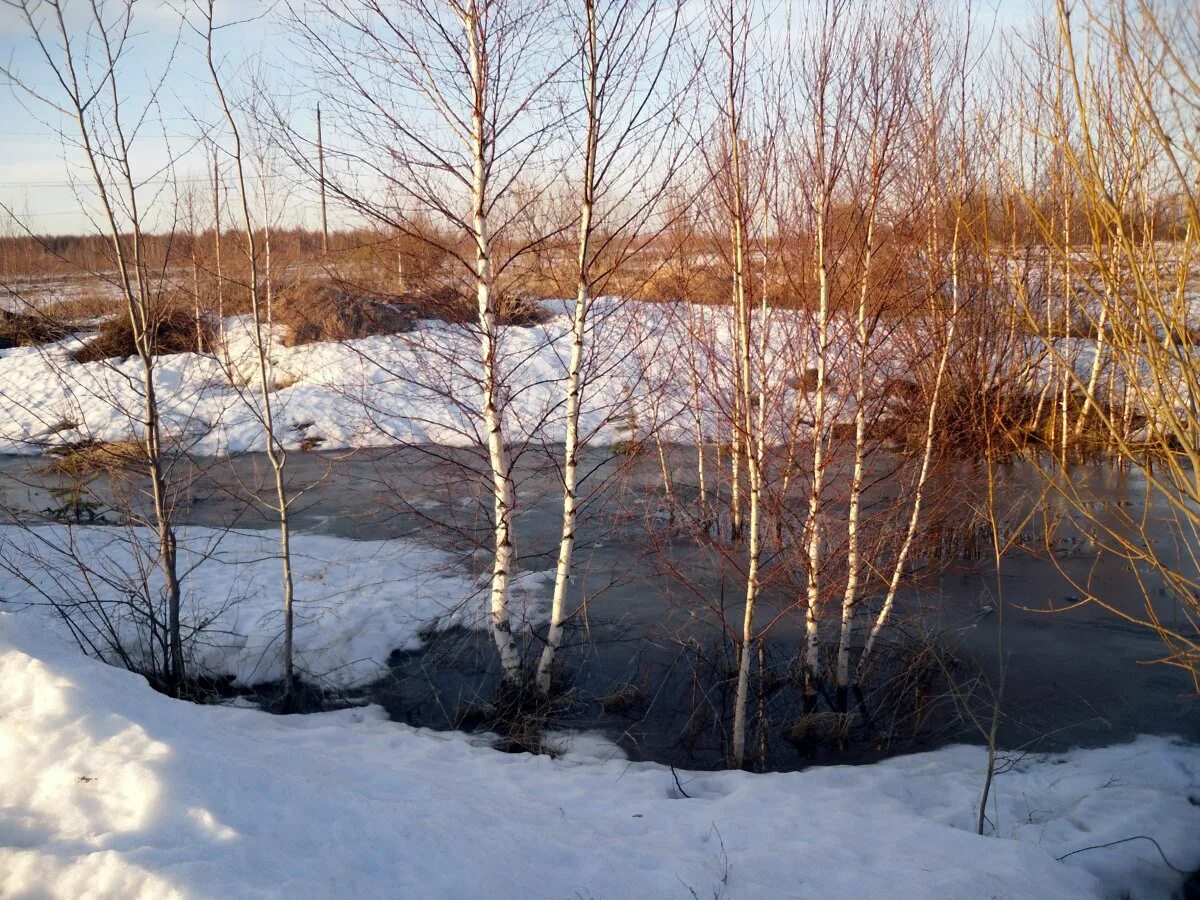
[831,4,915,711]
[199,0,301,709]
[2,0,189,692]
[534,0,684,697]
[856,3,974,682]
[295,0,568,688]
[704,0,762,768]
[789,0,857,710]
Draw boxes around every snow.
[1,608,1198,899]
[0,288,1181,460]
[3,297,1198,898]
[0,524,552,689]
[0,300,897,456]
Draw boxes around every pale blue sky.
[0,0,1046,236]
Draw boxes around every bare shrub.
[882,375,1038,459]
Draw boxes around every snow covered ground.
[0,289,1155,459]
[0,524,552,689]
[3,296,1198,898]
[0,300,907,456]
[2,607,1199,899]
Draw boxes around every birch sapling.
[834,12,911,708]
[536,0,683,695]
[723,0,759,767]
[1,0,189,690]
[465,2,523,685]
[292,0,570,688]
[857,8,968,680]
[203,0,300,708]
[534,0,600,696]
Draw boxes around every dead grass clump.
[0,309,69,349]
[277,281,414,347]
[884,377,1041,459]
[485,679,574,756]
[394,284,551,327]
[298,434,326,452]
[786,711,853,748]
[42,439,145,479]
[276,276,551,347]
[395,284,471,325]
[788,367,821,394]
[597,683,645,714]
[72,306,213,363]
[38,291,123,323]
[636,267,729,305]
[937,383,1039,458]
[497,295,551,327]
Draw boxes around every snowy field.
[2,608,1199,899]
[0,294,1126,460]
[0,299,919,456]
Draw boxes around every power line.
[0,174,319,189]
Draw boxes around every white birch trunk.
[729,191,757,768]
[858,206,962,680]
[535,0,598,691]
[1074,287,1110,438]
[534,275,588,694]
[212,154,225,346]
[802,201,830,705]
[722,10,763,766]
[206,15,297,705]
[691,341,709,529]
[835,215,875,709]
[467,3,522,685]
[61,40,185,688]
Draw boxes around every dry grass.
[883,377,1042,459]
[73,304,213,363]
[597,683,645,713]
[788,368,821,394]
[495,294,551,326]
[42,439,146,479]
[277,278,550,346]
[634,267,730,305]
[393,282,551,327]
[0,309,68,349]
[392,283,471,325]
[38,291,125,323]
[276,280,415,347]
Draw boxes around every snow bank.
[0,300,903,456]
[0,294,1172,459]
[0,524,552,688]
[1,611,1198,899]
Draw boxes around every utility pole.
[317,102,329,256]
[212,150,224,326]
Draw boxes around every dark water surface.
[2,446,1196,770]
